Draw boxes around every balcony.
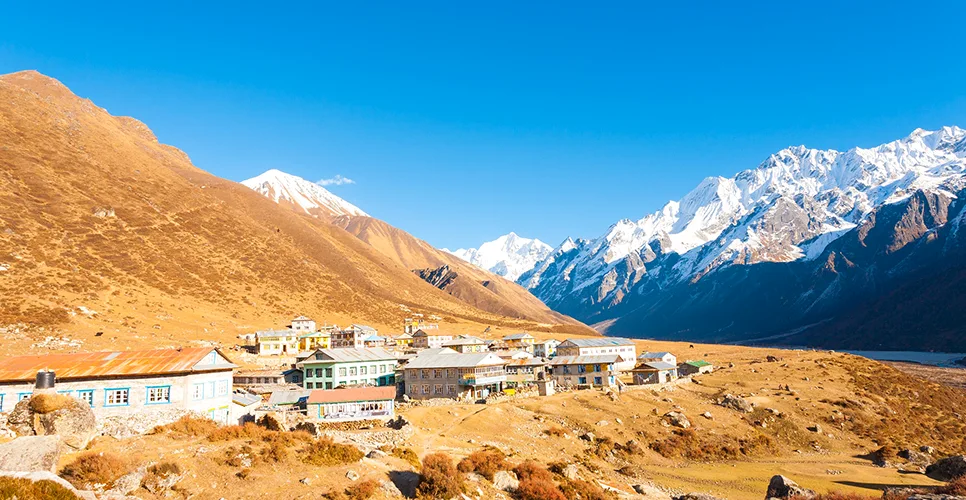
[460,373,507,386]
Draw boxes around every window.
[370,365,377,375]
[0,394,4,410]
[205,382,215,399]
[379,365,386,374]
[77,390,94,407]
[446,384,456,395]
[421,369,429,379]
[594,364,602,372]
[433,384,443,395]
[192,383,204,401]
[578,377,587,385]
[349,367,357,376]
[147,386,171,404]
[360,366,367,375]
[18,393,31,402]
[339,367,347,377]
[325,368,333,377]
[594,377,602,385]
[308,382,315,389]
[421,384,429,394]
[216,380,229,396]
[105,388,129,406]
[325,382,333,389]
[432,369,443,378]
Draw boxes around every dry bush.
[558,479,616,500]
[345,479,380,500]
[0,476,80,500]
[457,447,509,480]
[152,415,218,438]
[418,452,464,499]
[937,476,966,495]
[513,461,553,483]
[223,445,254,467]
[301,437,364,466]
[543,426,567,437]
[256,414,282,431]
[142,462,182,493]
[791,494,879,500]
[260,440,290,463]
[391,447,421,468]
[29,393,74,414]
[208,422,267,441]
[650,429,775,461]
[60,452,132,488]
[514,461,565,500]
[870,444,899,464]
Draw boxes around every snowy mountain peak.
[242,169,368,218]
[445,233,553,281]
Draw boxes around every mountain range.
[507,126,966,350]
[443,233,552,281]
[0,70,591,355]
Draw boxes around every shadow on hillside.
[389,470,419,498]
[834,480,928,492]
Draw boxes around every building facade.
[402,352,507,400]
[412,329,454,349]
[533,339,561,358]
[307,386,396,422]
[678,360,713,376]
[638,352,677,365]
[631,361,679,385]
[0,348,236,424]
[290,315,317,332]
[441,336,486,353]
[256,329,300,355]
[550,354,623,388]
[505,358,549,387]
[502,333,536,353]
[297,348,397,389]
[555,338,637,371]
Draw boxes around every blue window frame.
[594,377,602,385]
[104,388,130,407]
[77,390,94,407]
[192,383,204,401]
[17,392,31,402]
[578,377,587,385]
[146,386,171,405]
[0,394,4,411]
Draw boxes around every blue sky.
[2,2,965,250]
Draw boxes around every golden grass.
[0,476,80,500]
[456,447,509,480]
[300,437,364,466]
[390,447,421,468]
[28,393,74,414]
[59,452,131,489]
[152,415,219,438]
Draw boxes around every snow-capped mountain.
[242,169,368,218]
[522,126,966,343]
[444,232,553,281]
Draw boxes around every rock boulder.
[926,455,966,482]
[716,394,754,413]
[0,436,63,473]
[765,475,815,499]
[8,393,96,450]
[492,470,519,492]
[664,412,691,429]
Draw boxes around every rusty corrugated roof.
[0,347,235,383]
[307,386,396,404]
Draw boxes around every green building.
[296,347,397,389]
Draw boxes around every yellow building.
[502,333,536,353]
[394,333,414,348]
[299,331,331,352]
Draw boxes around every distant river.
[841,350,966,367]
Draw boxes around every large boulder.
[717,394,754,413]
[926,455,966,482]
[8,393,96,450]
[765,475,815,499]
[664,412,691,429]
[492,470,519,492]
[0,436,63,473]
[674,494,725,500]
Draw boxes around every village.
[0,314,714,428]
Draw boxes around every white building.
[255,329,299,355]
[0,347,237,424]
[533,339,561,358]
[555,338,637,371]
[638,352,677,365]
[550,354,624,388]
[290,315,317,333]
[412,329,454,349]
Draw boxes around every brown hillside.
[0,70,587,354]
[332,215,592,333]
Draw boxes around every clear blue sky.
[2,2,965,250]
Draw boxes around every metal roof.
[268,389,311,406]
[683,360,712,367]
[442,337,485,346]
[0,347,235,383]
[307,386,396,404]
[232,391,263,407]
[639,352,673,359]
[558,338,635,348]
[404,352,506,369]
[550,354,624,365]
[299,347,396,364]
[502,333,534,340]
[255,328,297,338]
[634,361,677,371]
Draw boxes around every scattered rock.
[765,475,815,499]
[926,455,966,482]
[807,424,822,434]
[580,432,596,443]
[674,494,724,500]
[920,446,936,454]
[716,394,754,413]
[107,469,145,496]
[899,449,932,466]
[596,420,610,427]
[618,464,645,478]
[702,411,713,420]
[300,477,311,485]
[563,464,579,480]
[346,470,360,481]
[492,470,519,492]
[367,449,388,459]
[0,436,62,473]
[664,411,691,429]
[142,466,184,495]
[381,479,403,497]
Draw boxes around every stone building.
[533,339,561,358]
[306,386,396,422]
[502,333,536,353]
[631,361,679,385]
[402,351,507,400]
[441,336,487,353]
[638,352,677,365]
[412,329,454,349]
[0,347,236,424]
[550,354,624,388]
[678,360,713,376]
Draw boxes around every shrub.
[345,479,380,500]
[142,462,182,493]
[417,452,464,499]
[152,415,218,438]
[558,479,616,500]
[0,476,80,500]
[256,414,283,431]
[29,393,74,414]
[457,447,509,480]
[301,437,364,466]
[208,423,267,442]
[391,447,421,468]
[513,461,553,483]
[791,494,880,500]
[60,452,131,488]
[937,476,966,495]
[260,440,290,463]
[544,426,567,437]
[517,478,567,500]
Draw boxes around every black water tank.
[35,370,56,389]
